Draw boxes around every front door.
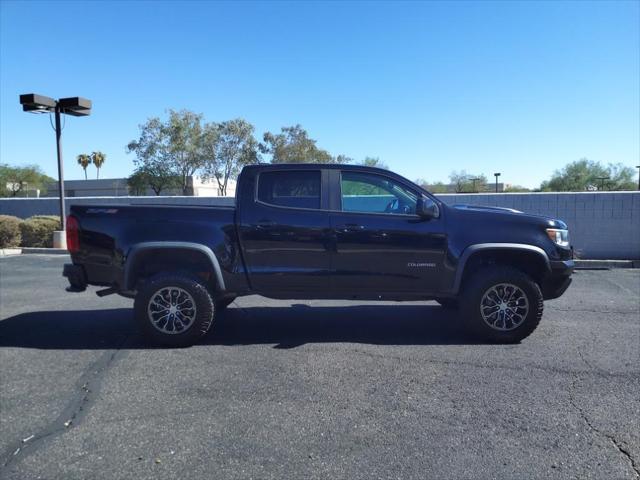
[237,168,332,293]
[329,170,447,294]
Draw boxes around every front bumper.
[63,263,87,291]
[550,259,574,275]
[542,259,574,300]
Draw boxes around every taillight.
[66,215,80,253]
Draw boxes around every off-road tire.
[461,266,543,343]
[134,272,215,347]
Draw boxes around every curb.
[574,259,638,270]
[0,248,22,256]
[20,248,69,255]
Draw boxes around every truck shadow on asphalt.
[0,304,482,350]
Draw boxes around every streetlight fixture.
[595,176,610,191]
[471,177,481,193]
[19,94,91,238]
[494,172,501,193]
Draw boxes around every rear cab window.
[257,171,321,210]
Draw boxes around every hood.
[451,204,568,229]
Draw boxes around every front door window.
[340,172,418,215]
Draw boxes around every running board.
[96,287,118,297]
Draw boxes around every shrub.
[29,215,61,223]
[0,215,23,248]
[20,216,60,248]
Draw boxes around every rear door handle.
[255,220,276,229]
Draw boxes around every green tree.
[127,165,180,195]
[77,154,91,180]
[360,157,388,169]
[165,110,205,194]
[540,159,636,191]
[127,169,149,195]
[504,185,531,193]
[91,151,106,179]
[449,170,488,193]
[540,158,606,191]
[429,182,450,194]
[127,110,205,195]
[200,119,260,196]
[334,154,353,164]
[127,117,166,184]
[606,163,636,191]
[415,178,449,193]
[261,125,349,164]
[0,164,54,197]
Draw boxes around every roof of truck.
[240,163,435,199]
[242,163,392,173]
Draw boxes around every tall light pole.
[494,172,501,193]
[595,176,610,191]
[19,94,91,234]
[471,177,481,193]
[636,166,640,190]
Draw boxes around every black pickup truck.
[63,164,573,346]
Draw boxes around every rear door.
[328,170,448,294]
[237,168,332,293]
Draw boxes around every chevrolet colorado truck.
[63,164,574,346]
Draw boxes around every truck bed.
[69,204,240,290]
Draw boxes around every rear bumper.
[63,263,87,291]
[542,259,574,300]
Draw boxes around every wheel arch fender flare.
[124,242,226,292]
[452,243,550,294]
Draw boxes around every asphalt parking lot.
[0,255,638,480]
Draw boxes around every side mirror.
[417,195,440,220]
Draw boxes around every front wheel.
[461,266,543,343]
[134,273,215,347]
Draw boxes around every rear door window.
[257,171,321,210]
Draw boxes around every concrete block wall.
[1,192,638,259]
[438,192,640,260]
[0,196,235,219]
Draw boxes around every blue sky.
[1,0,638,188]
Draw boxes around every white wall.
[1,192,638,259]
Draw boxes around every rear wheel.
[134,273,215,347]
[461,266,543,343]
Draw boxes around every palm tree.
[77,154,91,180]
[91,151,106,179]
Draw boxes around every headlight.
[546,228,569,247]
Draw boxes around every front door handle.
[337,223,365,233]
